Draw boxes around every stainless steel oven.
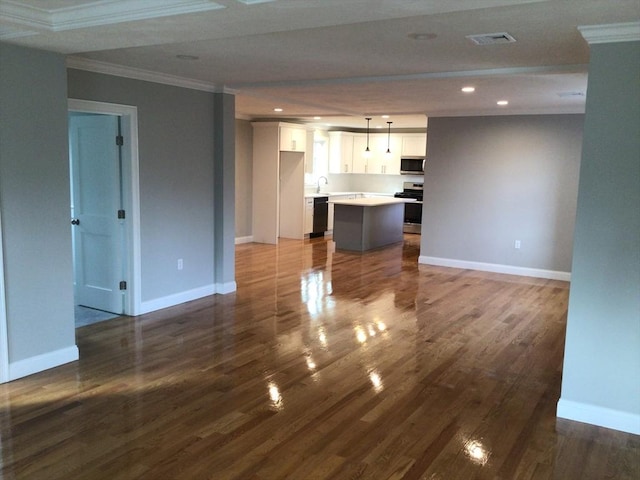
[394,182,423,234]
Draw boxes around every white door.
[69,114,124,314]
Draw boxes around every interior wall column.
[557,23,640,435]
[213,92,237,293]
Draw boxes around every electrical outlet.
[514,240,521,249]
[177,258,183,270]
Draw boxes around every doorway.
[68,99,142,321]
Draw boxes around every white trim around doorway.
[68,99,142,316]
[0,207,9,383]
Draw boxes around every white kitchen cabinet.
[330,131,422,175]
[304,197,314,234]
[382,134,402,174]
[280,125,307,152]
[353,133,402,174]
[252,122,308,244]
[329,132,354,173]
[304,130,315,174]
[401,134,427,157]
[351,134,369,174]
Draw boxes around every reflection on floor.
[74,305,120,328]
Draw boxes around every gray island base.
[331,197,414,252]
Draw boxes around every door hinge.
[118,209,125,219]
[116,135,124,146]
[119,281,127,291]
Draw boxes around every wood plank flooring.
[0,235,638,479]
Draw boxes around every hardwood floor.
[0,235,637,479]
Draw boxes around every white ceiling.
[1,0,639,128]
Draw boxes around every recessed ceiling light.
[381,115,390,119]
[313,116,322,120]
[274,108,283,112]
[497,100,509,106]
[461,86,475,93]
[176,54,199,60]
[408,32,437,41]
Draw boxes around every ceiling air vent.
[466,32,517,45]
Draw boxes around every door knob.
[71,218,80,226]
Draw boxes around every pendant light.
[364,117,372,158]
[385,121,393,159]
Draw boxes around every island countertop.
[329,197,415,207]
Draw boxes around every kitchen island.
[330,197,414,251]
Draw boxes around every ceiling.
[1,0,638,128]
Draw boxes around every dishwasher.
[311,196,328,238]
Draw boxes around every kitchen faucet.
[317,176,328,193]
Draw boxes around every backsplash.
[325,173,424,194]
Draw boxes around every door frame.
[0,206,9,383]
[68,99,142,316]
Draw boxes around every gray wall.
[67,70,215,302]
[421,115,583,273]
[0,43,76,362]
[560,41,640,430]
[235,119,253,238]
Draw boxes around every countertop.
[330,197,415,207]
[305,192,394,198]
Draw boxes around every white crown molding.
[235,0,277,4]
[0,0,225,32]
[578,22,640,44]
[66,56,232,93]
[0,24,37,39]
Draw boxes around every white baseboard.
[140,284,216,314]
[418,256,571,281]
[9,345,79,381]
[216,281,237,295]
[235,236,253,244]
[557,398,640,435]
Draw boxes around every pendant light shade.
[364,117,372,158]
[385,121,393,159]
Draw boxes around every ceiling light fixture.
[274,107,283,112]
[313,116,322,120]
[497,100,509,106]
[364,117,372,158]
[385,121,393,159]
[461,86,475,93]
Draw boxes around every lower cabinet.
[304,197,314,234]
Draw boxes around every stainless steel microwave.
[400,157,425,175]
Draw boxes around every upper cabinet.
[401,134,427,157]
[329,132,354,173]
[351,134,369,174]
[330,131,406,175]
[280,125,307,152]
